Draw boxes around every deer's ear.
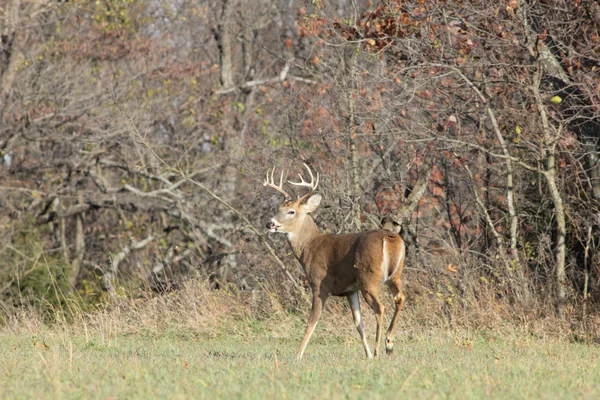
[302,194,322,213]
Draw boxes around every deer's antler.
[287,163,319,201]
[263,167,292,201]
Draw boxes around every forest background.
[2,0,600,340]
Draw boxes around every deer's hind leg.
[385,274,405,355]
[361,286,385,357]
[347,292,373,358]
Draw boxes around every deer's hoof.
[385,338,394,355]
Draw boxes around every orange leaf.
[446,264,458,273]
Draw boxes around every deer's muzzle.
[266,220,281,232]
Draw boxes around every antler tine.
[263,167,292,201]
[287,163,319,199]
[278,168,285,188]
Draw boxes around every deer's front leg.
[296,292,327,360]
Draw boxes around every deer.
[264,164,406,360]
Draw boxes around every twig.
[117,102,301,289]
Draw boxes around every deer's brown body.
[293,227,404,297]
[264,165,406,359]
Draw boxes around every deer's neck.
[287,217,321,267]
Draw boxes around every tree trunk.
[462,159,510,267]
[345,45,362,230]
[216,0,235,88]
[545,170,567,315]
[532,72,567,315]
[389,156,433,228]
[70,192,85,287]
[448,68,522,266]
[482,93,521,266]
[349,113,362,231]
[0,0,23,106]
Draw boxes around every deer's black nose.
[266,221,275,229]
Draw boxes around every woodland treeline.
[1,0,600,325]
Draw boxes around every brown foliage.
[0,0,599,334]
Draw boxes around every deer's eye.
[288,210,296,215]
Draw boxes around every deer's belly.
[333,282,360,296]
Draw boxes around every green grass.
[1,328,599,399]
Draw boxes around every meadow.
[1,309,599,399]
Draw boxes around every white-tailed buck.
[264,164,406,359]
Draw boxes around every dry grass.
[2,278,599,399]
[3,275,595,345]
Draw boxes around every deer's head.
[264,164,321,237]
[381,216,401,234]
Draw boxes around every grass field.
[1,325,599,400]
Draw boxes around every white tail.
[265,164,406,359]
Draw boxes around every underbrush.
[3,273,598,345]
